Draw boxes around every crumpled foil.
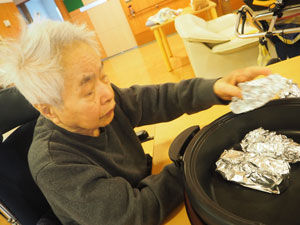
[216,149,290,194]
[216,127,300,194]
[241,127,300,163]
[280,81,300,98]
[230,74,300,114]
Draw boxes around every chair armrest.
[212,37,258,54]
[175,14,230,43]
[136,130,154,142]
[207,13,237,33]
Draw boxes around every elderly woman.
[0,20,271,225]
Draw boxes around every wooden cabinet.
[230,0,245,11]
[211,0,245,15]
[0,3,21,39]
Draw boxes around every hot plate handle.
[169,125,200,167]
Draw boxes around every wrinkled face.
[53,42,115,136]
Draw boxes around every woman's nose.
[99,83,114,105]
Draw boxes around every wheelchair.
[0,87,153,225]
[235,0,300,63]
[0,87,61,225]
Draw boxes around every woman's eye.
[86,91,94,97]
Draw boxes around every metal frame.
[235,3,300,39]
[0,202,20,225]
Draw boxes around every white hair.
[0,19,99,107]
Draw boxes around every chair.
[0,87,152,225]
[175,13,259,79]
[0,87,61,225]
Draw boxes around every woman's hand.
[213,66,272,101]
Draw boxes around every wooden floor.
[0,213,10,225]
[103,33,195,87]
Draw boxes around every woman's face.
[52,42,115,136]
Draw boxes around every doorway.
[16,0,63,23]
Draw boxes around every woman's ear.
[33,104,60,122]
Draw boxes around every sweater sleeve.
[35,160,184,225]
[113,78,226,127]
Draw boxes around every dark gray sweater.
[28,78,224,225]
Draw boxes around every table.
[150,56,300,224]
[150,0,217,72]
